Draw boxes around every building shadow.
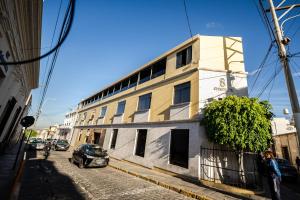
[18,150,86,200]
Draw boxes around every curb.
[108,164,211,200]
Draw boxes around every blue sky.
[31,0,300,128]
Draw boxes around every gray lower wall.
[103,122,206,178]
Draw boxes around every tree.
[201,96,273,183]
[25,129,38,138]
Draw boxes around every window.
[129,73,138,88]
[174,82,190,104]
[138,93,152,111]
[176,46,192,68]
[99,106,107,118]
[281,146,290,162]
[135,129,147,157]
[110,129,118,149]
[116,100,126,115]
[139,67,151,84]
[121,79,129,91]
[170,129,189,168]
[151,58,166,79]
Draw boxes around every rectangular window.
[139,67,151,84]
[129,73,138,88]
[151,58,166,79]
[135,129,147,157]
[116,100,126,115]
[99,106,107,118]
[174,82,190,104]
[138,93,152,111]
[121,79,129,91]
[281,146,290,162]
[110,129,118,149]
[170,129,189,168]
[176,46,192,68]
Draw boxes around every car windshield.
[57,140,68,145]
[85,145,102,156]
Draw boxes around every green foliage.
[201,96,273,153]
[25,129,38,138]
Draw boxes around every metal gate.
[200,146,260,189]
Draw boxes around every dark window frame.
[135,129,147,157]
[174,82,191,105]
[176,46,192,68]
[169,129,189,168]
[110,129,118,149]
[116,100,126,115]
[99,106,107,118]
[137,93,152,111]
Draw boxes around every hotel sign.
[213,78,227,91]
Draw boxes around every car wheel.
[78,159,84,169]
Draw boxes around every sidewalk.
[108,158,271,200]
[0,141,26,200]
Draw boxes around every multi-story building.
[73,35,247,179]
[61,110,78,145]
[271,117,299,166]
[0,1,42,152]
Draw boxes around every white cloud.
[293,72,300,77]
[206,22,223,29]
[248,68,262,76]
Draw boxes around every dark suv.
[53,140,70,151]
[71,144,109,168]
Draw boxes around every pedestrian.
[296,156,300,172]
[264,151,281,200]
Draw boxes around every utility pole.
[266,0,300,151]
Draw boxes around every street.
[18,150,193,200]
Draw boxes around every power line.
[253,0,274,42]
[249,42,274,95]
[257,60,282,98]
[183,0,193,38]
[35,0,73,122]
[39,0,63,107]
[0,0,75,66]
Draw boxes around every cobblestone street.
[19,150,193,200]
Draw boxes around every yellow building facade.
[73,35,248,178]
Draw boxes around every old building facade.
[73,35,248,179]
[271,118,300,166]
[0,0,42,151]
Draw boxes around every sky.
[31,0,300,129]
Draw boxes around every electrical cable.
[253,0,274,42]
[183,0,193,38]
[249,42,274,95]
[39,0,63,106]
[35,1,73,122]
[0,0,75,66]
[257,62,282,98]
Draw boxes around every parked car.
[29,140,45,150]
[71,144,109,168]
[53,140,70,151]
[276,158,298,182]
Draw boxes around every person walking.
[264,151,281,200]
[296,156,300,172]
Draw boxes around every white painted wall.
[103,122,202,178]
[199,70,248,113]
[271,117,296,136]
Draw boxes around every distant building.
[59,110,78,145]
[0,1,42,152]
[271,118,299,166]
[47,125,59,139]
[72,35,248,180]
